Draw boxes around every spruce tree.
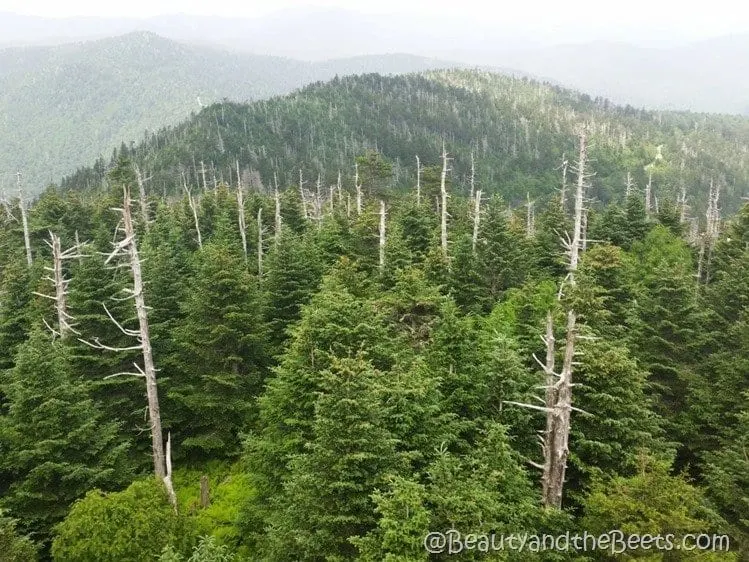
[169,240,268,461]
[0,329,131,546]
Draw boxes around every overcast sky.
[2,0,748,45]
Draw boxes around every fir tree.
[0,330,131,547]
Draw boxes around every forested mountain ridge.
[62,69,749,216]
[0,31,462,191]
[1,67,748,560]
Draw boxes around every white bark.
[274,187,282,245]
[543,130,589,509]
[526,192,535,238]
[236,161,248,262]
[645,170,653,219]
[415,155,422,207]
[355,162,363,215]
[16,172,33,266]
[299,169,309,220]
[472,190,482,254]
[560,154,569,210]
[164,432,177,512]
[257,207,264,279]
[183,174,203,249]
[440,142,450,257]
[379,200,386,272]
[199,161,208,192]
[469,151,476,199]
[134,166,150,232]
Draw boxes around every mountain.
[494,35,749,115]
[2,9,749,116]
[0,32,463,192]
[62,69,749,214]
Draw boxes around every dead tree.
[625,171,636,199]
[182,173,203,249]
[645,169,653,219]
[134,166,151,232]
[415,155,422,207]
[440,142,450,258]
[355,162,363,215]
[556,154,569,211]
[469,151,476,199]
[700,180,721,282]
[679,184,688,224]
[34,231,86,339]
[337,171,343,204]
[274,186,282,245]
[510,131,591,509]
[236,161,248,262]
[472,190,482,254]
[379,200,386,272]
[526,192,536,238]
[199,161,208,192]
[299,170,309,220]
[81,181,174,506]
[257,207,264,279]
[16,172,33,266]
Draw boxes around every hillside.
[63,69,749,215]
[4,9,749,115]
[0,32,461,191]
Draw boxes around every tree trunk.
[379,200,386,272]
[236,161,248,262]
[440,143,449,257]
[16,172,33,266]
[472,190,482,254]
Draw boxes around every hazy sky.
[2,0,749,43]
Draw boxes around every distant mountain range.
[2,9,749,116]
[0,32,470,191]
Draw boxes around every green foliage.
[0,510,38,562]
[581,456,734,560]
[159,536,237,562]
[0,330,132,546]
[51,479,191,562]
[169,241,268,461]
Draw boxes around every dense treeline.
[60,71,749,215]
[1,142,747,559]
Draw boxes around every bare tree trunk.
[183,174,203,249]
[469,151,476,199]
[472,190,482,254]
[560,154,569,210]
[164,433,177,512]
[16,172,33,266]
[35,232,86,339]
[645,170,653,219]
[625,171,635,199]
[415,155,422,207]
[440,142,450,257]
[337,171,343,204]
[134,166,150,232]
[200,475,210,508]
[299,169,309,220]
[542,131,589,509]
[679,184,688,223]
[274,187,282,245]
[200,161,208,192]
[122,183,167,480]
[539,311,556,497]
[355,162,363,215]
[257,207,264,279]
[379,200,386,272]
[526,192,535,238]
[236,161,248,262]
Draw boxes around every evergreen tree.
[0,330,131,546]
[169,240,268,461]
[262,357,399,561]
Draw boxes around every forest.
[0,70,748,561]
